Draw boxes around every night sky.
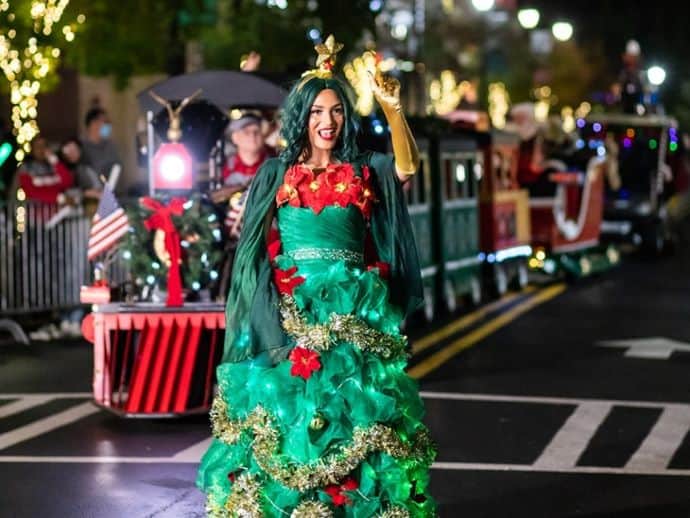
[523,0,690,83]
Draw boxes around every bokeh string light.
[0,1,84,161]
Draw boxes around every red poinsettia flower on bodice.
[324,477,359,506]
[323,164,362,208]
[288,346,321,379]
[285,165,312,186]
[275,163,376,216]
[276,183,300,207]
[297,172,333,214]
[273,266,305,295]
[276,166,310,207]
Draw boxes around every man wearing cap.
[211,112,270,298]
[210,113,267,206]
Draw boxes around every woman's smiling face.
[307,88,344,156]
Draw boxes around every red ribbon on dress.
[140,197,187,307]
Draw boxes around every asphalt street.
[2,243,690,517]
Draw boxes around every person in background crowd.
[613,40,649,115]
[210,112,271,299]
[211,113,269,206]
[81,107,122,183]
[58,137,103,216]
[27,136,103,342]
[17,135,73,204]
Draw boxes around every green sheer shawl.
[222,151,422,364]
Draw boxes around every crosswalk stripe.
[0,396,54,419]
[431,461,690,477]
[0,402,99,451]
[172,437,213,462]
[626,405,690,470]
[0,393,91,399]
[534,402,613,468]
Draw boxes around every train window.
[465,159,475,198]
[443,158,455,199]
[417,158,427,204]
[455,160,468,198]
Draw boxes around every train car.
[477,129,532,294]
[526,156,620,277]
[435,130,483,311]
[579,113,679,253]
[404,135,437,320]
[362,117,484,320]
[362,115,526,319]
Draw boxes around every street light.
[472,0,494,12]
[517,8,540,30]
[647,66,666,87]
[551,21,573,42]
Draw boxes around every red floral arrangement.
[273,266,305,296]
[324,477,359,506]
[288,346,321,379]
[276,163,376,217]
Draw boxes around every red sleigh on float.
[526,156,620,277]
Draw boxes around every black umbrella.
[137,70,288,115]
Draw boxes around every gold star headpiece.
[298,34,344,89]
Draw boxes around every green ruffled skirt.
[198,207,436,517]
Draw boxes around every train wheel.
[469,276,482,306]
[494,265,508,296]
[445,280,457,312]
[423,286,435,322]
[515,262,529,289]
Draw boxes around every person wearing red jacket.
[17,135,74,204]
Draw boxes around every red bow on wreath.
[140,197,187,307]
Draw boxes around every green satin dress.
[197,159,436,517]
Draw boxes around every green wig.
[279,76,361,165]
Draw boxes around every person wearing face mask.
[81,107,122,184]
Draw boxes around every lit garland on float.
[0,1,84,160]
[119,195,224,299]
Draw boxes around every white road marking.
[0,396,54,419]
[534,402,612,468]
[598,337,690,360]
[0,402,99,451]
[0,455,200,463]
[0,393,92,399]
[420,391,690,409]
[172,437,214,462]
[626,405,690,470]
[431,462,690,477]
[1,391,690,476]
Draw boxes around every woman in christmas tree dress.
[197,36,436,517]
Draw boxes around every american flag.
[87,185,130,260]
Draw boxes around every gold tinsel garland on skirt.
[279,296,408,360]
[210,395,435,493]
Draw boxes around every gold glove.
[369,68,419,178]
